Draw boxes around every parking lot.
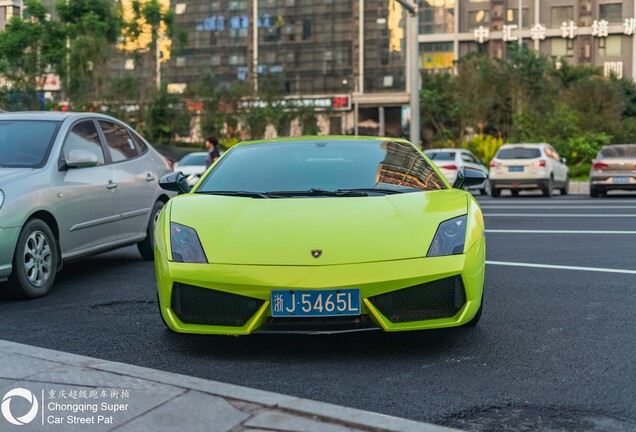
[0,193,634,431]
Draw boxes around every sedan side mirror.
[64,149,99,169]
[453,167,487,189]
[159,171,191,194]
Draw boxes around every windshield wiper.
[198,191,282,199]
[337,188,407,195]
[266,188,368,197]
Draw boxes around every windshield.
[598,145,636,158]
[197,140,446,195]
[179,153,207,165]
[0,120,60,168]
[497,148,541,160]
[425,151,456,161]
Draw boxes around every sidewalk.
[0,340,460,432]
[568,181,589,195]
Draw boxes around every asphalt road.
[1,193,635,431]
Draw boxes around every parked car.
[489,143,569,197]
[0,112,173,298]
[424,148,489,195]
[155,137,486,335]
[589,144,636,197]
[174,151,207,176]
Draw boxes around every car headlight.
[0,189,4,210]
[427,215,467,257]
[170,222,208,263]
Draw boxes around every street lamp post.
[395,0,419,146]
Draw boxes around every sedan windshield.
[197,140,446,196]
[497,148,541,159]
[179,153,207,166]
[0,120,60,168]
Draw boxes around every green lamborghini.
[155,137,486,335]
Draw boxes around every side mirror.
[159,171,191,194]
[453,167,487,189]
[63,149,99,169]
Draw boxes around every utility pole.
[518,0,523,47]
[395,0,419,146]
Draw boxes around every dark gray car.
[0,112,173,298]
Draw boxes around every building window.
[229,54,246,65]
[551,6,573,28]
[6,6,13,20]
[175,3,186,15]
[506,8,529,28]
[210,54,221,66]
[468,10,490,30]
[599,36,622,56]
[176,56,186,67]
[302,19,312,40]
[599,3,622,24]
[551,39,573,57]
[421,0,454,35]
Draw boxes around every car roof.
[0,111,121,122]
[500,143,547,148]
[424,148,464,153]
[234,135,411,147]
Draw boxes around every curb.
[0,340,460,432]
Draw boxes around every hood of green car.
[168,189,468,265]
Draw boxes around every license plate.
[270,289,361,317]
[612,177,630,183]
[508,166,524,172]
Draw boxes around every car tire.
[138,200,165,261]
[561,177,569,195]
[464,296,483,327]
[542,176,554,197]
[157,293,176,332]
[590,187,604,198]
[491,187,501,198]
[7,219,58,299]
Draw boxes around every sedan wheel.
[8,219,58,299]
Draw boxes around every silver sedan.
[0,112,173,298]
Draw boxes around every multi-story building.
[4,1,636,137]
[157,0,411,137]
[420,0,636,80]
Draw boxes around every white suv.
[489,143,569,197]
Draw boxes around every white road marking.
[483,213,636,218]
[486,260,636,275]
[486,229,636,234]
[481,205,636,210]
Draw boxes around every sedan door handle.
[146,173,155,182]
[106,181,118,190]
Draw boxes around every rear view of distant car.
[424,149,489,195]
[489,143,569,198]
[589,144,636,197]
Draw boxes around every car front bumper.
[0,226,19,282]
[155,238,485,335]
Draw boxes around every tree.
[0,0,64,110]
[56,0,121,107]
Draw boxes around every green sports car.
[155,136,486,335]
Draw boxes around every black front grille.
[257,315,380,333]
[368,276,466,323]
[171,283,264,326]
